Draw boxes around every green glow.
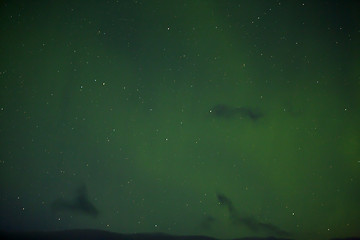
[0,1,359,239]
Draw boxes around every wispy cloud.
[52,185,99,217]
[217,193,289,237]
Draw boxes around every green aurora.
[0,1,359,239]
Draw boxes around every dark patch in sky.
[216,193,289,237]
[200,215,216,230]
[52,185,99,217]
[209,104,263,121]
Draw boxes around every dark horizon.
[1,229,359,240]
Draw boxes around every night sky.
[0,1,359,239]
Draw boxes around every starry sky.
[0,1,359,239]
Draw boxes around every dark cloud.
[52,185,99,217]
[216,193,289,237]
[209,104,263,121]
[217,193,236,213]
[200,215,216,230]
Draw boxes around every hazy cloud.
[209,104,263,121]
[216,193,289,237]
[200,215,216,230]
[52,185,99,217]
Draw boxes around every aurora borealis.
[0,1,359,239]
